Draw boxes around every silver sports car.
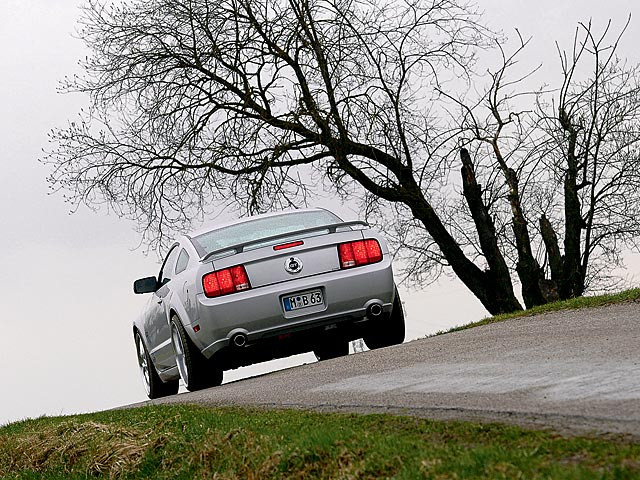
[133,208,404,398]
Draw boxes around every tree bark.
[538,215,561,302]
[458,148,522,313]
[558,109,586,298]
[499,158,547,308]
[540,215,563,282]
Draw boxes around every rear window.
[191,210,342,256]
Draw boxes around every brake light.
[202,265,251,297]
[274,240,304,250]
[338,239,383,268]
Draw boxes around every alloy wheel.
[135,333,151,396]
[171,323,189,386]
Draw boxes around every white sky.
[1,0,639,426]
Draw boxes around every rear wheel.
[135,331,178,399]
[170,316,223,391]
[364,288,405,349]
[314,340,349,361]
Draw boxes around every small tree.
[46,0,640,314]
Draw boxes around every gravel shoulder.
[130,302,640,438]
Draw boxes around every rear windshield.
[191,210,342,256]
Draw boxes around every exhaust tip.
[231,332,248,348]
[367,303,383,319]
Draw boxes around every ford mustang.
[132,208,404,398]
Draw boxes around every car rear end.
[186,210,395,366]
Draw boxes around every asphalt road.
[133,302,640,438]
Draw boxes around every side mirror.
[133,276,159,294]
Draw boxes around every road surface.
[132,302,640,438]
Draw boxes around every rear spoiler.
[198,221,369,262]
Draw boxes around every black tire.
[170,316,223,392]
[314,340,349,361]
[363,288,406,350]
[135,331,179,399]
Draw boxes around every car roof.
[186,207,339,239]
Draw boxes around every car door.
[146,244,180,371]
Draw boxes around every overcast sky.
[1,0,639,426]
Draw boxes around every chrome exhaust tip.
[231,332,248,348]
[367,303,383,319]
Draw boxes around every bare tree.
[46,0,640,314]
[436,18,640,307]
[538,18,640,297]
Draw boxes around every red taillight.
[202,271,221,297]
[338,243,356,268]
[202,265,251,298]
[230,265,250,291]
[273,240,304,250]
[338,239,383,268]
[365,239,383,263]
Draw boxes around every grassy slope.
[1,405,639,479]
[433,287,640,336]
[3,290,639,478]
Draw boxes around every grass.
[1,405,639,479]
[432,287,640,337]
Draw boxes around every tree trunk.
[457,148,522,314]
[540,215,563,279]
[558,109,586,298]
[338,147,524,315]
[405,193,522,315]
[497,153,547,308]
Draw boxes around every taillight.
[338,239,383,268]
[203,265,251,298]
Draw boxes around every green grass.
[433,287,640,337]
[1,405,638,479]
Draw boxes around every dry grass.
[0,420,167,478]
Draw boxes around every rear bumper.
[190,258,395,359]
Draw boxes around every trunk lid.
[211,229,366,288]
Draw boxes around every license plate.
[283,289,324,311]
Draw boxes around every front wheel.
[170,316,223,391]
[135,331,178,399]
[363,288,406,350]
